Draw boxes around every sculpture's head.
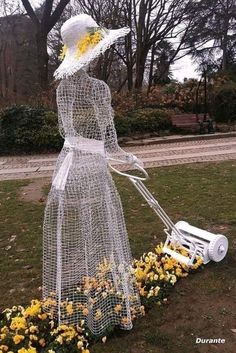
[54,13,130,80]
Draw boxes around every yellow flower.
[98,258,111,274]
[29,334,38,341]
[121,316,130,326]
[82,308,89,316]
[39,338,46,347]
[139,287,147,296]
[154,285,160,295]
[101,336,107,343]
[82,350,90,353]
[1,327,9,334]
[66,303,73,315]
[75,29,103,58]
[135,268,146,281]
[18,348,37,353]
[0,346,8,352]
[61,327,77,342]
[90,31,102,45]
[175,268,182,277]
[28,348,37,353]
[77,341,83,349]
[95,309,102,320]
[140,305,145,316]
[18,349,28,353]
[153,274,159,280]
[114,304,122,313]
[155,243,163,254]
[48,350,55,353]
[38,313,47,320]
[10,317,27,331]
[13,334,24,344]
[56,335,63,345]
[43,298,56,307]
[29,326,38,334]
[24,300,41,318]
[59,44,68,60]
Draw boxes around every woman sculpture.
[43,14,144,335]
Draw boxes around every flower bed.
[0,243,203,353]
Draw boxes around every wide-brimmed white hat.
[54,14,130,80]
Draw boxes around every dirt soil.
[19,178,51,203]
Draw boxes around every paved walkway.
[0,136,236,181]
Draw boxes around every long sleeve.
[56,79,76,138]
[93,80,137,164]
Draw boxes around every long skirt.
[42,147,142,335]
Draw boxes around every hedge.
[116,108,173,136]
[0,105,63,154]
[0,105,173,154]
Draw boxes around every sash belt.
[52,137,105,191]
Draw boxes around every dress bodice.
[56,70,111,141]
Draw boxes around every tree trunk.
[36,29,49,90]
[147,44,155,93]
[125,33,133,91]
[125,0,133,91]
[135,47,148,89]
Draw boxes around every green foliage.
[211,82,236,123]
[0,106,173,154]
[0,105,63,154]
[115,108,173,136]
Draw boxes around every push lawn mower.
[108,159,228,266]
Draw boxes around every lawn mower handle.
[107,157,149,181]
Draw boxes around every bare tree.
[20,0,70,89]
[132,0,197,89]
[185,0,236,72]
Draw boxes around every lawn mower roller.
[108,159,228,267]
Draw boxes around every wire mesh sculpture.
[42,68,144,335]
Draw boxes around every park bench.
[171,114,214,134]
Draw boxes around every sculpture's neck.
[71,68,88,81]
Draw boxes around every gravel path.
[0,136,235,181]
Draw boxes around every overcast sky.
[21,0,200,81]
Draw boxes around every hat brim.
[54,27,130,80]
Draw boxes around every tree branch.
[21,0,39,26]
[47,0,70,32]
[42,0,54,24]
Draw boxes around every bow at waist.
[52,137,105,191]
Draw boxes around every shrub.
[210,82,236,123]
[115,108,173,136]
[0,105,172,155]
[0,105,63,154]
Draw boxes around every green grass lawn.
[0,161,236,353]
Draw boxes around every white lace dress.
[43,69,142,335]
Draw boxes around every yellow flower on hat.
[75,29,103,59]
[59,44,68,61]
